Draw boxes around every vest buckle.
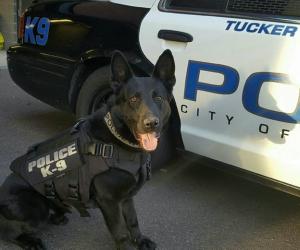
[70,118,86,134]
[68,184,79,200]
[44,182,56,199]
[89,143,114,158]
[101,144,113,158]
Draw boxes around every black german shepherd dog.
[0,50,175,250]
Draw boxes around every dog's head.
[109,50,176,152]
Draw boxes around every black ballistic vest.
[10,118,151,217]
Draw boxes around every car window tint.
[166,0,227,12]
[164,0,300,19]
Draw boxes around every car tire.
[75,66,112,119]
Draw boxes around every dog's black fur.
[0,50,176,250]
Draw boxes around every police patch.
[12,141,83,187]
[28,142,78,176]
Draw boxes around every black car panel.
[8,45,75,109]
[8,1,150,111]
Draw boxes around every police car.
[7,0,300,195]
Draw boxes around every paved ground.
[1,69,300,250]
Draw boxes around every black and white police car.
[7,0,300,195]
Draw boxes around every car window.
[161,0,300,19]
[164,0,227,12]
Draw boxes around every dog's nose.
[144,117,159,129]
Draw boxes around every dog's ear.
[153,49,176,93]
[111,51,133,89]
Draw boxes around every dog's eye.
[129,96,138,103]
[154,96,162,102]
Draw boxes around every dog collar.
[104,112,140,149]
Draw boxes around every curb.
[0,65,7,70]
[0,63,7,70]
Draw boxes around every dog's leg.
[122,198,141,239]
[49,211,68,226]
[0,187,49,249]
[14,233,46,250]
[122,199,157,250]
[96,198,135,250]
[47,201,69,226]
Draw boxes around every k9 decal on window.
[24,16,50,46]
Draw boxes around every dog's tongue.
[139,133,158,151]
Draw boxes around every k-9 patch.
[11,141,83,186]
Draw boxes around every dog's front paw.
[49,214,69,225]
[117,239,136,250]
[16,235,46,250]
[23,241,46,250]
[136,236,157,250]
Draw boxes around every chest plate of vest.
[25,141,83,185]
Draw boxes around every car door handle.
[158,30,193,43]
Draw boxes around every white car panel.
[140,1,300,187]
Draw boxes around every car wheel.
[75,66,112,119]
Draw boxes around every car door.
[139,0,300,187]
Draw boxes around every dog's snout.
[144,117,159,129]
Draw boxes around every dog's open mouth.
[137,132,159,151]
